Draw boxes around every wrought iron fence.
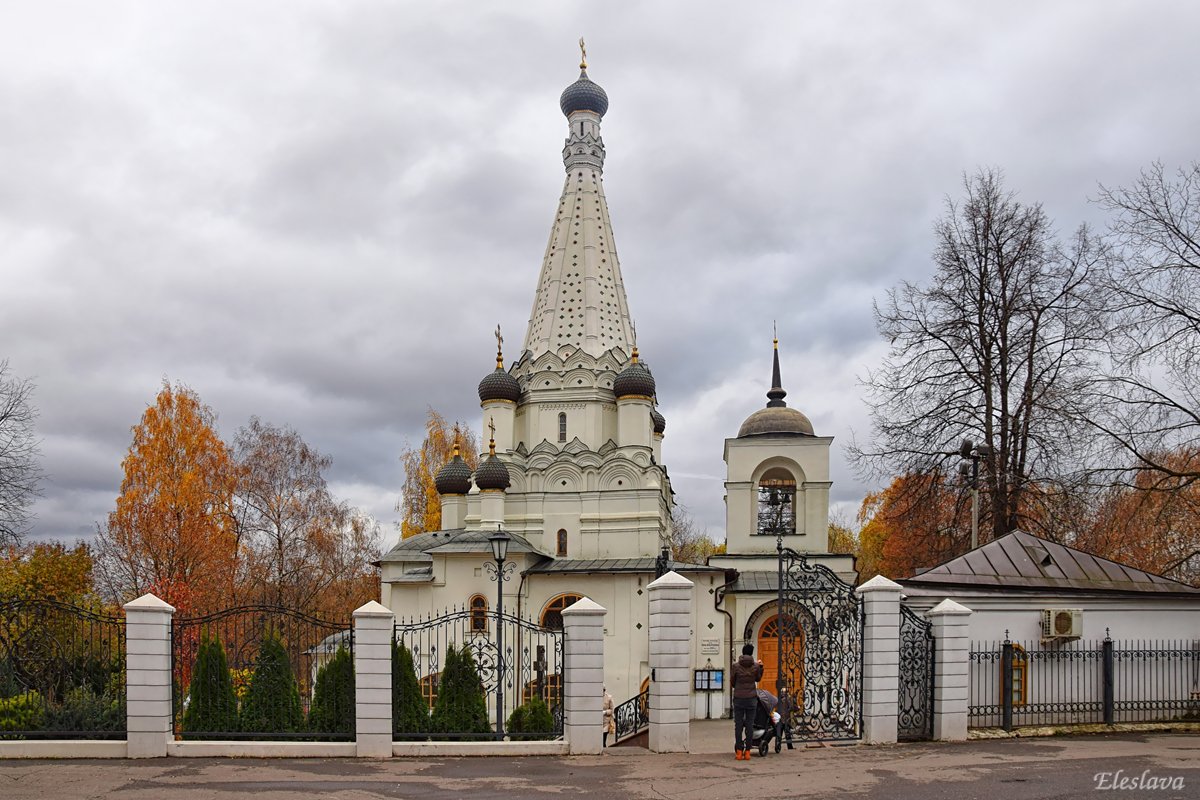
[171,605,354,740]
[0,599,126,740]
[969,636,1200,729]
[612,686,649,745]
[897,605,935,741]
[392,608,564,740]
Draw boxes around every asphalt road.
[2,731,1197,800]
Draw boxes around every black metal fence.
[171,606,354,740]
[392,608,564,740]
[0,599,126,740]
[969,635,1200,729]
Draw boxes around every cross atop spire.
[494,324,505,369]
[579,37,588,70]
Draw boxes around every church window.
[420,673,440,711]
[541,593,584,631]
[558,413,567,442]
[557,529,568,557]
[756,468,797,536]
[469,594,488,633]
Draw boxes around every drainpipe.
[714,568,739,719]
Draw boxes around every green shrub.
[181,633,239,737]
[308,645,354,736]
[0,691,45,736]
[430,644,489,739]
[44,686,125,734]
[506,695,555,740]
[239,631,304,734]
[392,639,428,736]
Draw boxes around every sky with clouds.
[3,1,1198,547]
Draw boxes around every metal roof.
[526,558,722,575]
[730,571,780,593]
[378,528,544,563]
[905,530,1200,595]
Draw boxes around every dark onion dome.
[651,408,666,435]
[434,443,472,495]
[478,367,521,403]
[560,69,609,118]
[737,336,815,438]
[613,348,656,399]
[474,438,511,491]
[479,335,521,403]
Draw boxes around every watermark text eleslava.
[1094,770,1185,791]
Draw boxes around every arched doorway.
[757,614,804,701]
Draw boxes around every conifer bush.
[180,634,238,737]
[239,630,304,734]
[429,644,490,739]
[392,639,429,736]
[506,695,555,740]
[308,645,354,736]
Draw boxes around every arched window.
[756,468,797,536]
[558,412,567,442]
[557,529,568,557]
[540,593,584,631]
[469,594,488,633]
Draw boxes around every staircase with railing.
[611,686,650,745]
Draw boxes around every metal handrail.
[612,687,649,745]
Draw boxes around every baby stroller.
[749,688,778,757]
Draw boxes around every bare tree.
[666,504,723,565]
[0,360,42,546]
[1093,162,1200,488]
[233,417,377,611]
[851,170,1108,543]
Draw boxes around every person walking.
[730,643,763,760]
[601,686,615,748]
[774,684,795,752]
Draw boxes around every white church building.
[378,52,850,718]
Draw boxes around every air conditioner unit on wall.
[1041,608,1083,639]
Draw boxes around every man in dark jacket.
[730,643,763,760]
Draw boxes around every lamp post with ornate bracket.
[485,527,516,737]
[767,487,792,695]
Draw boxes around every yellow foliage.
[398,410,479,538]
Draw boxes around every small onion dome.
[560,69,609,118]
[435,443,472,495]
[478,337,521,404]
[651,408,666,435]
[613,348,656,399]
[474,438,511,491]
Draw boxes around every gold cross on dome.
[495,324,503,352]
[579,37,588,69]
[488,416,496,440]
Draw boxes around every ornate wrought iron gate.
[392,608,565,739]
[776,549,864,742]
[897,604,935,741]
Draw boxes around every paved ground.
[1,722,1197,800]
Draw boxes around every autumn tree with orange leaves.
[1078,448,1200,586]
[398,409,479,539]
[94,382,238,612]
[853,472,969,582]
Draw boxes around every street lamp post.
[485,528,516,738]
[957,439,991,550]
[768,488,792,695]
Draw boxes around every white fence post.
[353,601,395,758]
[928,598,972,741]
[647,570,693,753]
[859,575,901,744]
[123,593,175,758]
[561,597,606,755]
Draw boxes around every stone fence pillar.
[928,598,972,741]
[353,601,395,758]
[647,571,693,753]
[859,575,901,744]
[561,597,606,755]
[124,593,175,758]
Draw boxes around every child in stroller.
[748,688,779,757]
